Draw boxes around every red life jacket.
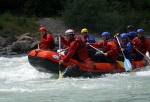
[74,35,89,60]
[75,36,86,53]
[40,33,55,50]
[109,39,120,52]
[63,35,89,62]
[143,38,150,54]
[102,39,118,60]
[132,37,148,54]
[89,39,118,60]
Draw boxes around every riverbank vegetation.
[0,12,38,36]
[0,0,149,35]
[62,0,150,34]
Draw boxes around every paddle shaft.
[134,48,150,64]
[38,44,39,49]
[89,44,125,68]
[58,37,62,79]
[134,48,148,58]
[116,36,132,71]
[89,44,104,54]
[116,37,126,58]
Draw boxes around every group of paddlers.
[36,25,150,65]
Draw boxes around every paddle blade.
[58,71,62,79]
[124,58,132,71]
[117,61,124,68]
[144,56,150,66]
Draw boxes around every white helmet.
[65,29,75,35]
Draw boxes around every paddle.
[38,44,39,49]
[134,48,150,65]
[116,37,132,71]
[88,44,124,68]
[61,65,76,77]
[89,44,103,54]
[58,37,62,79]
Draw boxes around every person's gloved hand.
[114,33,119,38]
[86,42,89,46]
[96,51,103,55]
[58,33,62,38]
[59,60,64,65]
[103,53,108,56]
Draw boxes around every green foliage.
[62,0,150,35]
[0,12,38,35]
[0,0,64,17]
[0,0,150,36]
[23,0,64,17]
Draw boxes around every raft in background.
[28,49,148,77]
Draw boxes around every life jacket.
[141,37,150,54]
[73,35,89,61]
[41,33,55,50]
[102,39,118,60]
[120,41,133,53]
[75,36,86,53]
[103,39,119,52]
[120,40,133,59]
[132,37,147,54]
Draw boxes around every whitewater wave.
[0,55,52,82]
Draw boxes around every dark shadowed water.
[0,55,150,102]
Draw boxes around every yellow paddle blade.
[58,71,62,79]
[129,67,133,72]
[117,61,124,68]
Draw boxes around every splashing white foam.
[0,56,52,82]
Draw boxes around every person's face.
[127,28,131,33]
[121,38,127,42]
[137,32,142,38]
[66,35,71,40]
[40,30,46,36]
[102,36,107,41]
[82,32,88,37]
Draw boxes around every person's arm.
[63,41,79,62]
[61,37,70,46]
[89,42,103,48]
[124,42,132,53]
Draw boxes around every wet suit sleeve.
[61,37,70,46]
[63,41,79,62]
[89,42,103,48]
[124,42,132,53]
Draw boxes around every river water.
[0,55,150,102]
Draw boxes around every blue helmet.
[120,33,128,38]
[137,29,144,34]
[128,31,137,40]
[101,32,110,37]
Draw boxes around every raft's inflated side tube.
[28,49,147,77]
